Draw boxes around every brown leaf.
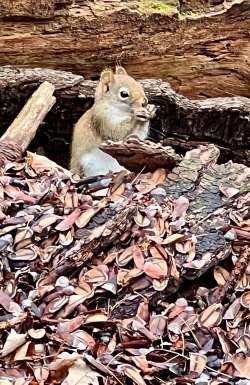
[223,298,241,320]
[84,313,108,325]
[57,316,85,340]
[55,208,81,231]
[240,291,250,309]
[151,168,166,184]
[70,331,96,350]
[118,364,146,385]
[135,181,155,195]
[9,247,37,261]
[238,334,250,352]
[4,185,37,204]
[14,228,33,245]
[152,278,169,291]
[57,295,87,319]
[134,210,150,227]
[213,266,230,286]
[84,265,109,286]
[75,282,94,300]
[117,268,143,285]
[216,328,236,354]
[189,352,207,377]
[198,304,223,328]
[33,367,49,385]
[75,202,106,228]
[32,214,59,233]
[28,329,46,340]
[143,258,168,279]
[232,354,250,380]
[133,246,145,270]
[172,196,189,219]
[162,233,185,245]
[44,296,69,316]
[14,341,31,361]
[168,298,188,319]
[1,330,27,357]
[131,356,151,374]
[61,358,102,385]
[0,291,22,314]
[116,246,134,267]
[136,302,149,322]
[27,152,72,176]
[59,230,74,246]
[149,315,167,337]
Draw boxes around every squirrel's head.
[94,66,150,122]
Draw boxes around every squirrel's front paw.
[147,104,157,118]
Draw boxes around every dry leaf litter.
[0,150,249,385]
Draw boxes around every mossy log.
[0,0,249,98]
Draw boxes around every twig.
[1,81,56,152]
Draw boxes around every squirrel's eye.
[119,89,129,99]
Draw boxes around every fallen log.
[0,67,249,169]
[0,0,249,98]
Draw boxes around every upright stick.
[1,81,56,152]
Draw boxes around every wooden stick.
[1,81,56,152]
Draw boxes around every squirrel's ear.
[115,66,127,76]
[100,68,114,84]
[95,69,114,101]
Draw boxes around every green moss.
[138,0,177,15]
[179,9,203,19]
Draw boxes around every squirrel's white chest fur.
[107,105,130,126]
[80,105,149,177]
[80,148,126,177]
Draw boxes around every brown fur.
[70,66,150,175]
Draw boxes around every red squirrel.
[70,66,154,176]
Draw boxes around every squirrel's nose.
[142,97,148,108]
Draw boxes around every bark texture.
[0,0,249,98]
[0,66,249,169]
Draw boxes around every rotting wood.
[0,67,249,169]
[100,137,181,173]
[0,0,249,98]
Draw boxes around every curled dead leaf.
[149,315,167,337]
[118,364,146,385]
[83,265,109,286]
[214,266,230,286]
[240,291,250,309]
[198,304,223,328]
[143,258,168,279]
[9,248,37,261]
[0,329,27,357]
[189,352,207,377]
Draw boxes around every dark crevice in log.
[0,67,249,170]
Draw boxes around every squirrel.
[70,66,155,177]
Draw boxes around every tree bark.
[0,66,249,169]
[0,0,249,99]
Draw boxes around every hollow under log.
[0,66,249,169]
